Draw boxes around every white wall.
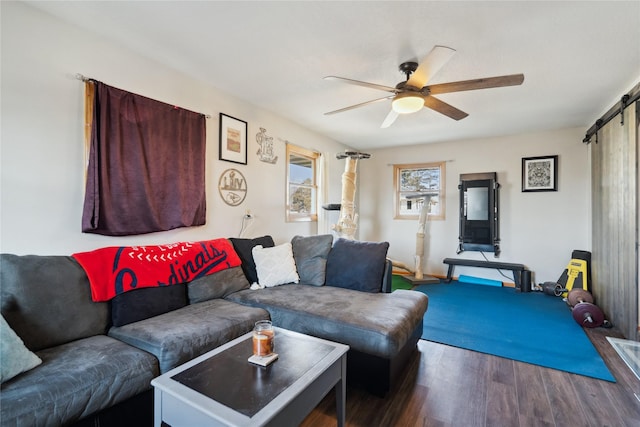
[359,128,591,285]
[0,2,347,255]
[0,1,591,286]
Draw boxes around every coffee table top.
[151,327,349,426]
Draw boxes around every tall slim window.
[394,162,446,220]
[286,144,319,222]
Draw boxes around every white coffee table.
[151,327,349,426]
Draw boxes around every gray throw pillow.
[1,314,42,383]
[291,234,333,286]
[187,266,250,303]
[325,238,390,293]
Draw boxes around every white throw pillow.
[252,243,300,288]
[1,314,42,383]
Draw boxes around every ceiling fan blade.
[324,95,394,115]
[407,45,456,88]
[381,110,399,128]
[423,96,469,121]
[324,76,397,93]
[427,74,524,94]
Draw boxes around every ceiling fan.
[324,45,524,128]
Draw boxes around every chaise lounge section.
[226,234,428,396]
[226,284,427,395]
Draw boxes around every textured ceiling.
[26,1,640,150]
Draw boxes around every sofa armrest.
[381,259,393,293]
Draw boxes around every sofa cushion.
[0,335,158,426]
[0,315,42,383]
[230,236,275,284]
[252,243,300,287]
[111,284,188,327]
[108,299,270,373]
[187,266,249,304]
[291,234,333,286]
[325,239,390,293]
[0,254,109,351]
[226,286,428,359]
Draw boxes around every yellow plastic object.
[557,259,589,297]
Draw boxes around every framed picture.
[522,155,558,192]
[219,113,247,165]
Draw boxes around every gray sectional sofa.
[0,235,428,426]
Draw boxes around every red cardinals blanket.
[73,238,241,302]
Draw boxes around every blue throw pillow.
[325,239,390,293]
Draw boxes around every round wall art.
[218,168,247,206]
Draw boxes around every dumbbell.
[542,281,566,297]
[567,289,605,328]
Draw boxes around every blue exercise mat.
[415,281,615,382]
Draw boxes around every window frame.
[286,144,320,222]
[393,162,446,221]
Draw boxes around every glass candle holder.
[252,320,274,357]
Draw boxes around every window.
[394,162,445,220]
[286,144,320,222]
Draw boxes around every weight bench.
[442,258,530,289]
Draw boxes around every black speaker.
[520,270,532,292]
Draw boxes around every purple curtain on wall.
[82,82,206,236]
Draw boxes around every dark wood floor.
[301,327,640,427]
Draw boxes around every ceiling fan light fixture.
[392,92,424,114]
